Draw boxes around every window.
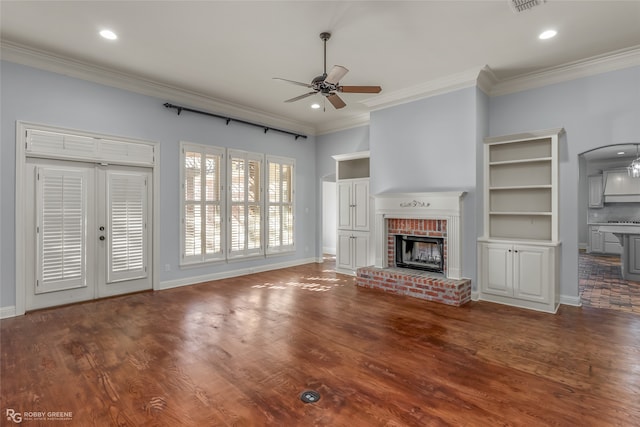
[181,142,225,264]
[266,156,295,254]
[228,149,264,258]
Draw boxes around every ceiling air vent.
[509,0,545,13]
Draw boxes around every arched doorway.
[578,143,640,314]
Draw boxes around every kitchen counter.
[594,224,640,234]
[588,224,640,281]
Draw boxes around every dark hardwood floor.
[2,258,640,426]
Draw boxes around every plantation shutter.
[181,143,225,265]
[266,156,295,254]
[228,150,263,258]
[107,171,148,283]
[36,166,88,293]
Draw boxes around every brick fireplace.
[356,192,471,306]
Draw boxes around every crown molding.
[489,45,640,97]
[2,39,639,137]
[361,65,487,111]
[314,112,370,135]
[0,40,316,137]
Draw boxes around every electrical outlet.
[164,264,171,272]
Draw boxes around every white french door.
[25,159,152,310]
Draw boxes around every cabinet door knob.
[508,249,512,252]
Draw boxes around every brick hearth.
[356,267,471,306]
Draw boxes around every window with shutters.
[266,156,295,255]
[228,149,264,258]
[181,142,225,265]
[36,166,88,293]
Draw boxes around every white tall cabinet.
[333,152,373,275]
[478,129,563,313]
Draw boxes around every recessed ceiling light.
[539,29,557,40]
[617,151,625,155]
[99,29,118,40]
[311,103,320,109]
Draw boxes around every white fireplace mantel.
[373,191,466,279]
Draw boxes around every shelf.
[490,187,551,212]
[489,185,552,191]
[490,162,551,187]
[489,157,552,166]
[489,137,552,163]
[337,157,370,180]
[490,211,552,216]
[490,215,552,241]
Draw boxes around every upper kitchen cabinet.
[603,169,640,203]
[588,174,604,208]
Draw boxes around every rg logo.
[6,409,22,423]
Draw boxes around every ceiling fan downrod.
[320,32,331,76]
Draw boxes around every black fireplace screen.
[395,234,444,273]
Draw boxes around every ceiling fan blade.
[284,92,317,103]
[324,65,349,85]
[273,77,313,88]
[327,93,346,109]
[339,85,382,94]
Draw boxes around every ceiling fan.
[273,32,382,110]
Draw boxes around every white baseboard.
[560,295,582,307]
[159,257,319,290]
[578,243,588,250]
[471,291,480,301]
[323,247,336,255]
[0,305,17,319]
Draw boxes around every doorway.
[24,159,152,311]
[15,122,158,314]
[578,144,640,314]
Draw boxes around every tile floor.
[579,251,640,314]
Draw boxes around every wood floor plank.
[2,258,640,426]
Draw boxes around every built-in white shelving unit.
[478,128,563,313]
[332,151,373,275]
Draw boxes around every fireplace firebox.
[395,235,444,273]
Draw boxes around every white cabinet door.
[353,180,369,231]
[627,235,640,275]
[513,245,549,303]
[590,227,604,253]
[353,233,370,269]
[337,182,353,230]
[588,175,603,208]
[338,179,369,231]
[480,243,512,297]
[337,231,353,270]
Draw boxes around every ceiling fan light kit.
[273,32,382,110]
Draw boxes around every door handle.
[99,236,105,241]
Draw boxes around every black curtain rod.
[163,103,307,140]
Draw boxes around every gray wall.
[1,60,317,309]
[369,87,480,284]
[488,65,640,300]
